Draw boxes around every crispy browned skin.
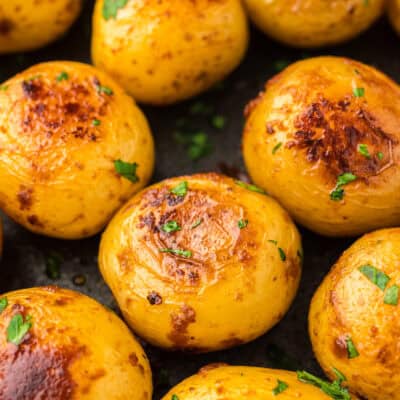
[99,173,302,351]
[0,286,152,399]
[243,56,400,237]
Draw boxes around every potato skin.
[0,61,154,239]
[99,173,302,351]
[91,0,249,105]
[388,0,400,35]
[309,228,400,400]
[243,0,385,48]
[243,56,400,237]
[0,0,82,54]
[162,365,340,399]
[0,286,152,399]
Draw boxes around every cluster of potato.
[1,0,400,399]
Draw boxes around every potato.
[309,228,400,400]
[0,0,82,54]
[91,0,249,105]
[162,364,355,399]
[243,0,385,48]
[388,0,400,35]
[0,61,154,239]
[99,173,302,351]
[0,286,152,399]
[243,56,400,237]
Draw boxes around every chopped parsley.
[384,284,399,305]
[114,160,139,183]
[96,83,114,95]
[92,119,101,126]
[0,85,9,91]
[211,115,226,130]
[45,252,63,280]
[278,248,286,261]
[171,395,179,400]
[102,0,128,20]
[359,265,390,291]
[174,131,212,161]
[159,248,192,258]
[274,60,289,72]
[330,173,357,201]
[56,71,69,82]
[0,298,8,314]
[162,221,181,233]
[272,142,282,154]
[268,239,278,245]
[297,249,304,263]
[170,181,188,197]
[191,219,203,229]
[7,314,33,346]
[346,337,359,359]
[189,101,213,116]
[377,152,384,160]
[235,180,266,194]
[353,87,365,97]
[357,143,370,158]
[272,379,288,395]
[238,219,248,229]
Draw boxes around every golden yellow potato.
[91,0,249,105]
[309,228,400,400]
[0,286,152,399]
[0,61,154,239]
[243,0,385,48]
[162,364,355,399]
[388,0,400,35]
[243,56,400,237]
[99,173,302,351]
[0,0,82,54]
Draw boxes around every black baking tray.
[1,1,399,398]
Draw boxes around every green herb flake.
[96,84,114,96]
[114,160,139,183]
[357,143,370,158]
[191,219,203,229]
[359,265,390,291]
[7,314,33,346]
[364,0,369,5]
[297,249,304,263]
[278,248,286,261]
[272,142,282,154]
[160,248,192,258]
[0,85,9,91]
[238,219,248,229]
[189,101,213,116]
[171,395,179,400]
[384,284,399,305]
[297,368,351,400]
[45,252,63,280]
[353,87,365,97]
[0,298,8,314]
[162,221,181,233]
[170,181,188,197]
[268,239,278,245]
[330,173,357,201]
[56,71,69,82]
[274,60,289,72]
[235,180,267,194]
[187,132,212,161]
[92,119,101,126]
[102,0,128,20]
[377,152,384,160]
[211,115,226,130]
[346,337,359,359]
[272,379,289,396]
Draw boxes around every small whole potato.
[99,173,302,351]
[243,0,385,48]
[388,0,400,35]
[0,286,152,399]
[0,61,154,239]
[243,56,400,237]
[309,228,400,400]
[91,0,249,105]
[0,0,82,54]
[162,364,354,399]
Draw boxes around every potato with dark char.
[91,0,249,105]
[0,61,154,239]
[243,56,400,237]
[309,228,400,400]
[0,286,152,399]
[388,0,400,35]
[243,0,385,48]
[0,0,82,54]
[162,364,356,399]
[99,173,302,351]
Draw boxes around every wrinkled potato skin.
[243,0,385,48]
[0,286,152,399]
[162,365,340,399]
[91,0,249,105]
[99,173,302,351]
[243,56,400,237]
[0,1,82,54]
[309,228,400,400]
[388,0,400,35]
[0,61,154,239]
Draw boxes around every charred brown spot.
[128,353,138,366]
[27,215,43,227]
[219,337,244,348]
[167,305,196,347]
[22,80,42,100]
[147,291,162,305]
[244,91,264,119]
[17,186,33,211]
[0,18,14,35]
[198,363,228,375]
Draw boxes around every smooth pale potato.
[243,0,385,48]
[162,365,348,399]
[0,0,82,54]
[99,173,302,351]
[388,0,400,35]
[91,0,249,105]
[0,286,152,399]
[0,61,154,239]
[309,228,400,400]
[243,56,400,237]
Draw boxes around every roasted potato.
[243,56,400,237]
[0,61,154,239]
[243,0,385,48]
[99,173,302,351]
[388,0,400,35]
[0,0,82,54]
[162,364,354,399]
[309,228,400,400]
[0,286,152,399]
[91,0,249,105]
